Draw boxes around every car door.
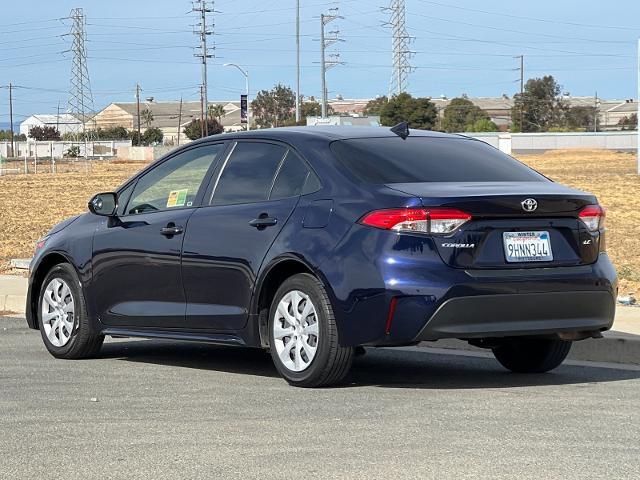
[181,141,313,330]
[91,143,225,328]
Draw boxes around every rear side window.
[212,142,287,205]
[330,137,546,184]
[270,151,310,200]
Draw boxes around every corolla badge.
[521,198,538,212]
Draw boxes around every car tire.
[38,263,104,359]
[268,273,353,387]
[492,337,572,373]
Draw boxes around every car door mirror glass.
[88,192,117,216]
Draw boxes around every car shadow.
[101,339,640,389]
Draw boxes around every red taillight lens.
[360,208,471,235]
[579,205,605,232]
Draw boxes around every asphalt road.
[2,316,640,480]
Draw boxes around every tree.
[284,100,334,126]
[441,97,489,133]
[565,106,598,131]
[28,125,61,141]
[467,118,500,132]
[142,127,164,145]
[511,75,566,132]
[140,108,154,128]
[618,113,637,131]
[363,96,388,116]
[183,118,224,140]
[251,83,296,128]
[378,93,437,130]
[208,104,226,122]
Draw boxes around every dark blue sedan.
[25,126,617,387]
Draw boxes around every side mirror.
[88,192,117,217]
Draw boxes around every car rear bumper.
[413,290,614,341]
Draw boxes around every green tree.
[140,108,154,128]
[467,118,500,132]
[565,106,599,131]
[208,104,226,122]
[142,127,164,145]
[251,83,296,128]
[363,96,389,116]
[442,97,489,133]
[183,118,224,140]
[28,125,61,141]
[511,75,566,132]
[379,93,437,130]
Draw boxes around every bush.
[183,118,224,140]
[142,127,163,146]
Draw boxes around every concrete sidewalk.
[2,273,640,364]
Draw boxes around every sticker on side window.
[166,189,188,208]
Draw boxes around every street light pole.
[295,0,300,122]
[224,63,250,131]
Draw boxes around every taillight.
[359,208,471,235]
[579,205,605,232]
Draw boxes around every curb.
[419,332,640,366]
[0,295,26,314]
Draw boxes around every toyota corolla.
[25,125,617,387]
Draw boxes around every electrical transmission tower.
[67,7,97,144]
[383,0,414,96]
[192,0,214,136]
[320,8,344,118]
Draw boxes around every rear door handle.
[160,225,184,236]
[249,215,278,229]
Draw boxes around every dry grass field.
[0,149,638,294]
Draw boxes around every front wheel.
[492,337,572,373]
[268,273,353,387]
[38,263,104,359]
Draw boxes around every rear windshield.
[330,137,546,184]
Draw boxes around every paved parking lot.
[2,315,640,479]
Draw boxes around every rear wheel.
[268,273,353,387]
[38,263,104,359]
[492,337,572,373]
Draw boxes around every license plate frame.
[503,231,553,263]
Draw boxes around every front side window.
[211,142,287,206]
[126,144,223,215]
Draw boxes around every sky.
[1,0,640,125]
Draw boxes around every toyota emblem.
[521,198,538,212]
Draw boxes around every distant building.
[93,100,248,145]
[306,115,380,127]
[20,114,82,138]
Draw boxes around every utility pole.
[136,84,141,145]
[319,9,344,118]
[199,85,205,138]
[516,54,524,131]
[594,91,599,132]
[295,0,300,122]
[636,39,640,175]
[383,0,414,96]
[177,97,183,146]
[193,0,214,137]
[8,83,14,158]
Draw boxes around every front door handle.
[249,214,278,229]
[160,224,184,236]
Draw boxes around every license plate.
[503,231,553,263]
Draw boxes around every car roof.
[193,126,464,144]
